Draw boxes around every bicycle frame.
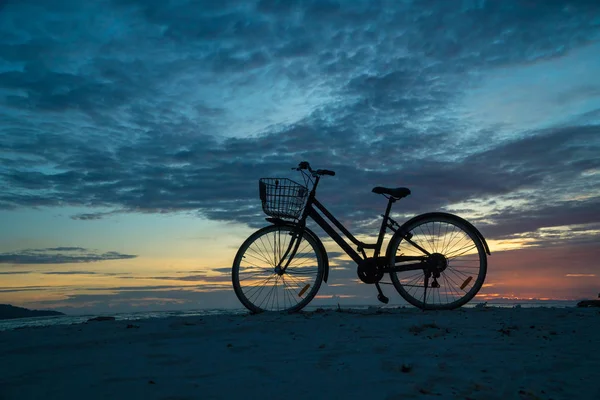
[307,195,384,264]
[278,174,429,274]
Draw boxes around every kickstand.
[375,282,389,304]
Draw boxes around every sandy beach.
[0,306,598,400]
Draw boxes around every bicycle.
[231,161,491,312]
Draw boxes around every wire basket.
[259,178,308,220]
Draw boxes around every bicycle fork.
[274,227,304,275]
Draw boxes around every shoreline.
[0,300,584,332]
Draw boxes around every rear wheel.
[388,214,487,310]
[232,225,324,313]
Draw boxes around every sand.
[0,307,598,400]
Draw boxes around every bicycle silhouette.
[232,161,490,312]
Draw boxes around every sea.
[0,300,581,332]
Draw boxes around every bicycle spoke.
[425,222,437,253]
[441,273,451,303]
[246,274,277,303]
[446,244,478,259]
[418,225,435,254]
[238,270,271,282]
[275,274,280,310]
[443,273,460,300]
[447,265,472,280]
[256,237,277,266]
[442,225,463,255]
[255,236,273,266]
[443,270,466,291]
[245,245,274,267]
[285,271,310,291]
[281,276,293,307]
[441,222,451,255]
[258,275,278,309]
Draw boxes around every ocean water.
[0,300,582,332]
[0,308,248,332]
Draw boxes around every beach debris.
[417,387,440,396]
[148,380,156,385]
[498,325,518,336]
[227,343,233,348]
[401,364,412,373]
[126,324,139,329]
[498,327,512,336]
[474,302,487,309]
[87,316,115,322]
[409,322,440,335]
[518,389,542,399]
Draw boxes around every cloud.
[0,0,598,245]
[0,247,137,265]
[44,247,86,251]
[0,286,50,293]
[0,270,34,275]
[42,271,98,275]
[116,269,230,283]
[70,211,121,220]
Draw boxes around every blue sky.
[1,0,599,313]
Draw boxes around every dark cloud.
[118,273,229,282]
[70,211,121,220]
[0,0,598,246]
[480,199,600,240]
[0,248,137,265]
[42,271,98,275]
[44,247,86,252]
[0,271,34,275]
[0,286,50,293]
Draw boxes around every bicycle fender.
[265,218,330,282]
[386,212,491,260]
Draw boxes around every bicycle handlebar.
[294,161,335,176]
[317,169,335,176]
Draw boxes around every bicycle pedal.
[377,294,389,304]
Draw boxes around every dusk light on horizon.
[1,0,599,314]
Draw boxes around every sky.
[0,0,599,314]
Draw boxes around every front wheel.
[232,224,324,313]
[388,213,487,310]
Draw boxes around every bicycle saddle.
[372,186,411,199]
